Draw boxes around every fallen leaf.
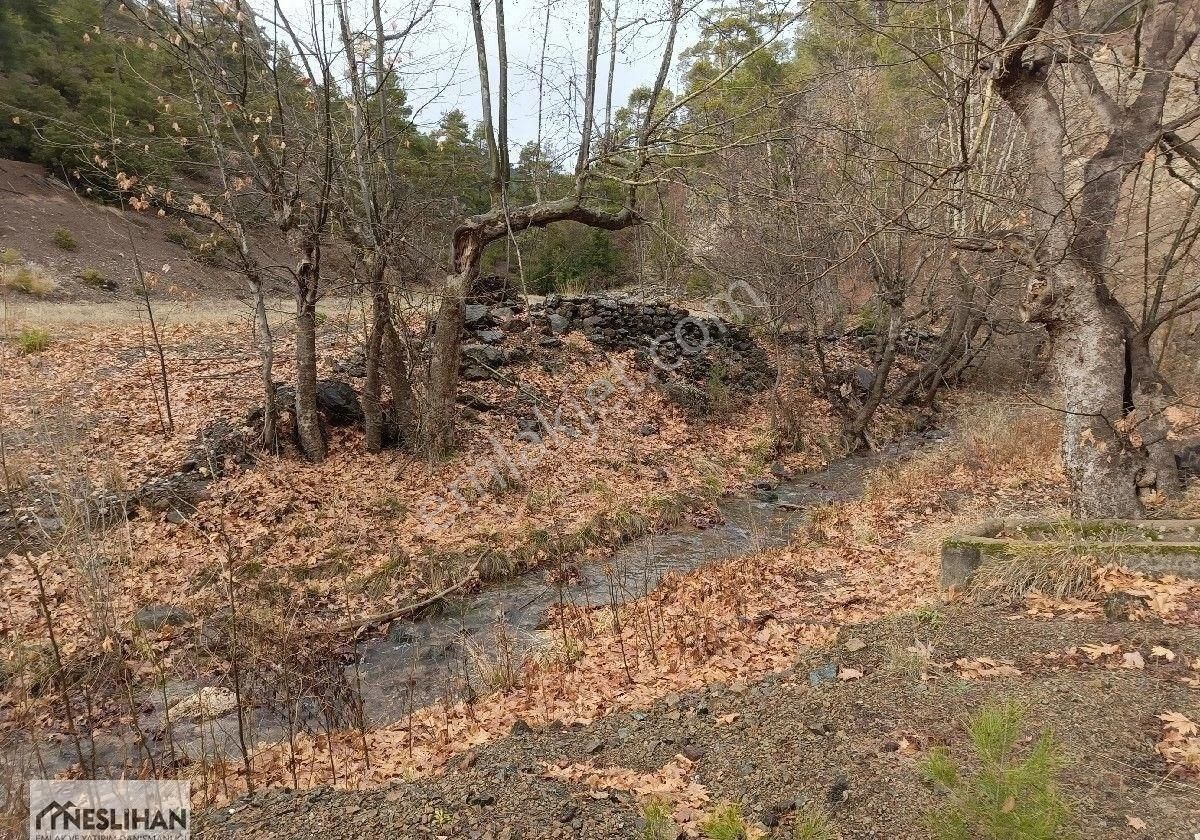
[1122,651,1145,670]
[1125,815,1147,830]
[838,667,863,681]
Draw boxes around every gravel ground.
[195,605,1200,839]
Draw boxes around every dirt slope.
[0,158,288,301]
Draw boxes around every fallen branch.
[338,556,485,636]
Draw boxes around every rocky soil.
[195,604,1200,839]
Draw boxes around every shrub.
[14,327,51,354]
[523,223,624,295]
[700,803,749,840]
[2,264,55,296]
[79,267,107,287]
[0,247,20,266]
[51,227,77,250]
[922,700,1074,840]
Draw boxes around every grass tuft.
[640,798,677,839]
[52,228,78,251]
[13,327,51,354]
[700,803,749,840]
[79,267,108,288]
[793,804,836,839]
[2,264,56,296]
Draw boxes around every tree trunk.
[295,255,327,462]
[424,269,471,456]
[846,295,903,449]
[362,262,389,453]
[1051,261,1141,518]
[252,279,278,453]
[383,319,417,443]
[424,227,485,456]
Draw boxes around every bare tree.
[981,0,1199,516]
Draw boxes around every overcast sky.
[278,0,697,150]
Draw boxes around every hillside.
[0,158,289,305]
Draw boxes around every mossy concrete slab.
[939,518,1200,590]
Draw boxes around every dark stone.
[636,423,659,436]
[466,791,495,807]
[315,379,364,426]
[464,304,490,324]
[463,343,505,366]
[510,718,533,736]
[853,365,875,392]
[477,328,505,344]
[463,366,492,381]
[537,336,563,348]
[133,604,194,630]
[165,509,187,525]
[827,776,851,805]
[490,306,515,321]
[548,313,571,334]
[457,393,498,412]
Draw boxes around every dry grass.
[866,397,1062,505]
[0,295,356,328]
[968,543,1100,603]
[1,262,56,297]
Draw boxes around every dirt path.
[195,604,1200,839]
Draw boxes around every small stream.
[2,432,944,780]
[353,431,943,720]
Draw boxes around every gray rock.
[808,662,837,686]
[463,343,505,366]
[853,365,875,392]
[636,423,659,436]
[464,304,490,324]
[165,509,187,525]
[489,306,515,321]
[134,603,194,630]
[477,328,505,344]
[548,313,571,334]
[463,366,492,381]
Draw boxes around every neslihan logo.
[28,780,190,839]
